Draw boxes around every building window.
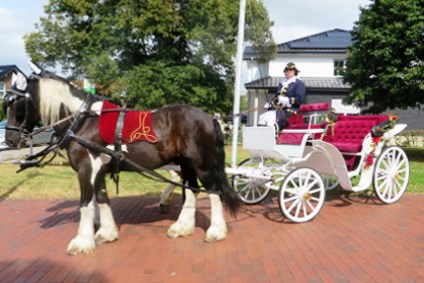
[0,82,5,99]
[334,60,346,76]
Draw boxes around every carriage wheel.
[278,167,325,223]
[373,147,409,204]
[232,158,272,204]
[322,175,339,191]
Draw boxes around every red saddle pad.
[98,101,158,145]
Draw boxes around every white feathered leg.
[94,203,119,244]
[205,194,227,242]
[67,200,96,255]
[167,189,196,238]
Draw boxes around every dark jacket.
[275,77,306,112]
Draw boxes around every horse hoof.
[95,227,119,244]
[67,235,95,255]
[204,226,227,243]
[167,223,194,238]
[159,204,170,214]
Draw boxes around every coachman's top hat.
[284,62,299,72]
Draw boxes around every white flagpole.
[231,0,246,167]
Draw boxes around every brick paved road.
[0,194,423,282]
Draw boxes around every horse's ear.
[28,61,43,76]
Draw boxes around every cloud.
[0,7,16,32]
[0,3,44,73]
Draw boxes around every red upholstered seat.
[276,103,329,145]
[300,102,329,112]
[276,133,305,144]
[322,117,388,153]
[322,115,390,170]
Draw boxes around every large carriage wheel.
[232,158,272,204]
[278,167,325,223]
[373,146,409,204]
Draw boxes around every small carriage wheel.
[231,158,272,205]
[373,146,409,204]
[278,167,325,223]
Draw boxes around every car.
[0,120,8,150]
[0,120,57,150]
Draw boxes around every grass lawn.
[0,146,422,199]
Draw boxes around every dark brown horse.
[4,68,240,255]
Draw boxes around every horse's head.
[3,76,41,149]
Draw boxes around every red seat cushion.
[276,133,305,145]
[322,115,389,153]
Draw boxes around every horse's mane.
[38,72,86,125]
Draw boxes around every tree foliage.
[343,0,424,113]
[24,0,275,114]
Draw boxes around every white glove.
[264,102,271,109]
[276,95,290,108]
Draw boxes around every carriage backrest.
[322,115,390,148]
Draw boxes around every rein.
[27,114,77,138]
[231,106,259,118]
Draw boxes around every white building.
[243,29,358,126]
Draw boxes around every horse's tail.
[212,119,240,217]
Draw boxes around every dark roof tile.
[0,65,18,78]
[244,29,352,58]
[245,76,350,90]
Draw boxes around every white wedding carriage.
[227,103,410,223]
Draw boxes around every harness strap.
[112,108,126,194]
[58,95,96,149]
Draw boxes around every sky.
[0,0,371,75]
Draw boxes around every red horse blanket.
[98,101,158,145]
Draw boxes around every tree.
[24,0,275,114]
[343,0,424,113]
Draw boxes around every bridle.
[4,89,38,138]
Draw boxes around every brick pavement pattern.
[0,194,423,282]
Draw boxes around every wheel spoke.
[394,151,401,166]
[294,201,302,218]
[306,199,315,211]
[308,187,322,195]
[289,178,300,190]
[287,198,300,213]
[310,196,321,202]
[376,171,388,181]
[305,178,319,191]
[238,184,250,194]
[381,181,390,198]
[395,159,406,171]
[381,158,390,169]
[394,178,402,193]
[284,188,298,195]
[302,201,308,217]
[377,177,389,193]
[283,194,298,203]
[241,189,251,200]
